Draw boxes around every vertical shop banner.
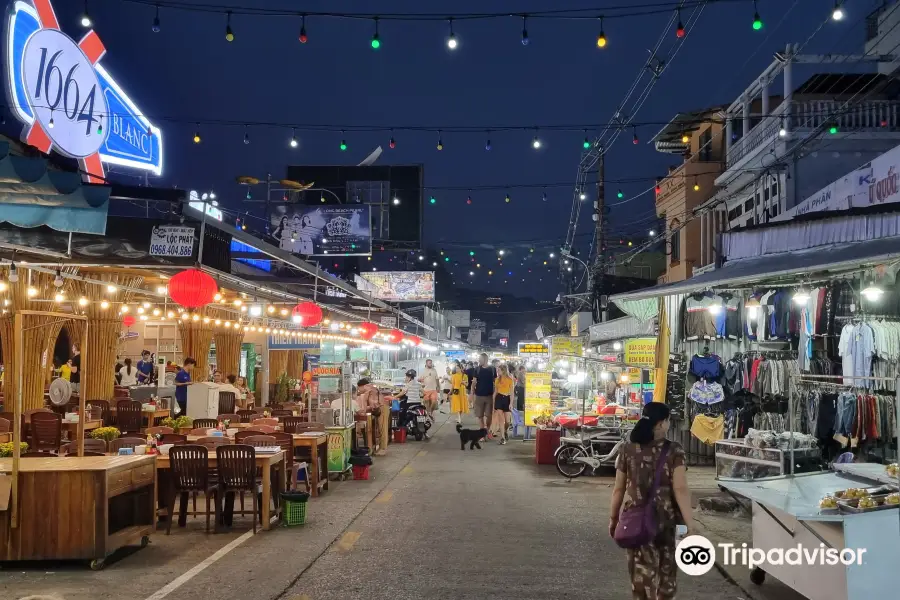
[270,205,371,256]
[524,372,552,426]
[624,338,657,367]
[551,336,583,358]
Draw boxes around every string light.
[675,9,685,38]
[447,18,457,49]
[693,178,700,192]
[778,118,786,137]
[632,126,638,144]
[829,124,839,134]
[583,131,590,149]
[243,126,250,145]
[225,11,235,41]
[80,1,91,28]
[832,2,844,21]
[485,131,491,151]
[299,14,308,42]
[681,129,689,144]
[616,189,624,199]
[193,124,201,144]
[289,128,298,148]
[532,133,541,149]
[521,15,529,45]
[371,17,380,49]
[437,131,443,151]
[152,4,161,32]
[752,1,763,30]
[389,131,396,149]
[430,196,436,205]
[596,17,607,48]
[505,193,511,203]
[579,190,586,201]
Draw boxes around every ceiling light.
[862,282,883,301]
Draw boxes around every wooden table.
[61,419,101,438]
[183,433,328,497]
[154,450,285,530]
[0,455,155,568]
[109,406,170,427]
[0,432,11,443]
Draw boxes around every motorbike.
[554,425,627,478]
[396,399,432,441]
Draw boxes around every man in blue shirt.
[136,350,154,384]
[174,357,196,415]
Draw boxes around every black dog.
[457,423,488,450]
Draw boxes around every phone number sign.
[150,226,196,258]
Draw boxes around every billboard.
[270,205,371,256]
[5,0,163,183]
[517,342,549,357]
[624,338,657,367]
[357,271,435,302]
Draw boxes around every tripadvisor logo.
[675,535,867,576]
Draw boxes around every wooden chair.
[159,433,188,446]
[193,418,218,430]
[271,432,308,492]
[218,392,236,415]
[216,444,260,533]
[113,387,131,398]
[237,409,257,423]
[196,436,229,449]
[281,416,305,433]
[108,437,147,453]
[190,427,216,436]
[72,450,107,457]
[30,412,62,454]
[62,439,107,455]
[251,418,278,427]
[253,425,276,434]
[234,429,266,443]
[0,417,9,433]
[116,400,143,435]
[87,399,112,426]
[217,413,240,424]
[167,445,219,534]
[242,435,275,447]
[271,409,293,418]
[22,451,58,458]
[146,426,174,435]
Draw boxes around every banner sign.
[624,337,657,367]
[524,372,553,426]
[443,350,466,360]
[149,225,195,258]
[270,205,371,256]
[358,271,435,302]
[5,0,163,182]
[551,336,583,357]
[517,342,550,357]
[379,315,398,328]
[267,333,319,350]
[313,366,341,377]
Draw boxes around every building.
[694,43,900,266]
[650,106,727,283]
[866,1,900,75]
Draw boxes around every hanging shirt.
[689,355,721,380]
[839,323,876,386]
[724,296,742,340]
[709,294,726,338]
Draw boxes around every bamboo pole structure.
[70,273,143,402]
[269,350,289,381]
[177,310,215,378]
[287,349,304,380]
[210,307,244,379]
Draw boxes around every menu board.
[551,336,583,358]
[524,372,553,426]
[517,342,550,357]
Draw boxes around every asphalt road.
[2,414,751,600]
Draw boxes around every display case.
[715,439,822,480]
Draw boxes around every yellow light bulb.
[26,287,38,297]
[100,300,109,309]
[78,297,88,307]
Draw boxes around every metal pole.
[197,201,208,265]
[593,150,606,323]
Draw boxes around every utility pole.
[591,150,607,323]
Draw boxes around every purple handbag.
[614,442,670,549]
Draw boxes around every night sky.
[38,1,869,299]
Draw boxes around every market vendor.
[174,357,196,415]
[357,378,388,456]
[136,350,154,384]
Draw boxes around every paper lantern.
[122,315,136,328]
[168,268,218,308]
[357,322,378,340]
[406,335,421,346]
[387,329,404,344]
[302,371,312,383]
[291,301,323,327]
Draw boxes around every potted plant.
[0,441,28,457]
[90,426,121,443]
[274,373,291,405]
[161,417,177,429]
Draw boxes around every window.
[764,186,770,201]
[771,180,778,198]
[727,205,743,222]
[670,219,681,262]
[744,198,753,211]
[699,128,713,162]
[746,217,754,226]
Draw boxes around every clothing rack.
[789,373,899,475]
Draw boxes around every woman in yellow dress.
[493,364,515,444]
[450,361,468,423]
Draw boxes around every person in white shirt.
[419,359,440,419]
[218,374,246,409]
[118,358,138,386]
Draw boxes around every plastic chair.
[30,412,62,454]
[116,400,143,435]
[218,392,236,415]
[167,445,219,534]
[272,432,308,492]
[216,444,260,533]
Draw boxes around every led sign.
[517,342,550,357]
[5,0,163,182]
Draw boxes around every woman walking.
[492,364,514,444]
[609,403,693,600]
[449,361,468,423]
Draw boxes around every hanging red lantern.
[122,315,136,328]
[168,268,218,308]
[357,322,378,340]
[387,329,404,344]
[291,301,323,327]
[407,335,421,346]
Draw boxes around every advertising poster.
[524,372,552,426]
[149,225,195,258]
[624,338,657,367]
[270,205,371,256]
[357,271,435,302]
[517,342,550,358]
[551,336,583,358]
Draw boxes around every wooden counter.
[0,455,156,568]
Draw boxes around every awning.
[610,237,900,303]
[589,316,656,344]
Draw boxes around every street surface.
[1,413,795,600]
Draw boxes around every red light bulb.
[299,32,308,43]
[676,22,685,38]
[389,136,396,149]
[632,133,639,145]
[466,196,472,205]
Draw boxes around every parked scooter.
[397,399,431,441]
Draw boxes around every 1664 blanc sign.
[149,226,195,258]
[5,0,163,182]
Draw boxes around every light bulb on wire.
[289,128,298,148]
[505,193,511,203]
[583,132,591,149]
[370,17,380,49]
[340,131,347,151]
[521,15,529,45]
[243,127,250,145]
[192,124,201,144]
[596,17,607,48]
[617,189,624,199]
[752,1,763,30]
[436,131,443,151]
[832,2,844,21]
[532,134,541,149]
[447,18,458,49]
[675,9,685,38]
[225,11,235,41]
[778,119,786,137]
[485,131,491,151]
[80,1,91,27]
[389,132,396,149]
[632,127,639,144]
[152,4,160,32]
[299,14,308,42]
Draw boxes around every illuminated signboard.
[357,271,435,302]
[517,342,550,357]
[5,0,163,182]
[624,337,657,367]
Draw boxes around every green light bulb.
[829,125,838,134]
[469,251,475,256]
[583,138,590,149]
[752,13,762,30]
[444,257,450,262]
[617,190,624,199]
[340,140,347,151]
[371,35,380,49]
[430,196,436,204]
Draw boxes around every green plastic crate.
[283,499,308,526]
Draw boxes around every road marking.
[144,529,255,600]
[287,596,312,600]
[375,490,393,503]
[417,450,428,457]
[334,531,361,553]
[401,465,414,474]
